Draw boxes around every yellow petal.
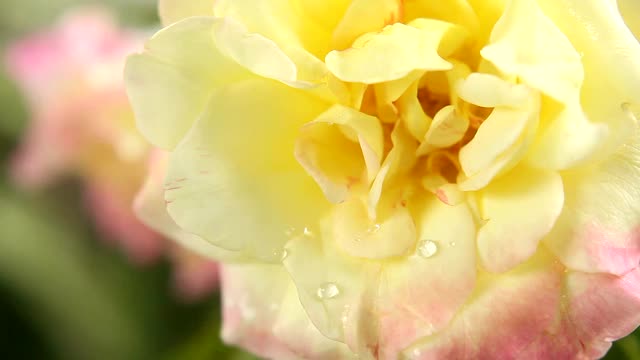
[333,196,416,259]
[331,0,403,50]
[618,0,640,41]
[403,0,479,33]
[124,17,250,149]
[158,0,214,26]
[456,72,532,108]
[212,17,299,85]
[368,123,417,218]
[295,105,384,203]
[326,20,461,84]
[481,0,583,103]
[526,98,609,170]
[459,107,533,177]
[165,79,330,262]
[396,81,431,140]
[477,166,564,272]
[213,0,331,83]
[133,150,244,261]
[421,105,469,151]
[536,0,640,168]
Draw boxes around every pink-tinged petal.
[84,181,164,264]
[5,7,140,107]
[283,220,382,358]
[169,245,219,302]
[543,132,640,275]
[376,192,477,360]
[9,109,77,189]
[518,268,640,359]
[404,252,564,360]
[221,264,353,360]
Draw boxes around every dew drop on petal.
[417,239,438,258]
[367,223,381,233]
[316,282,340,300]
[303,227,315,237]
[449,241,457,247]
[412,349,422,357]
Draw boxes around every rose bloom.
[126,0,640,358]
[7,8,218,301]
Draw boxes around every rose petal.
[378,194,477,359]
[404,251,563,360]
[221,264,353,360]
[543,131,640,275]
[295,104,384,203]
[519,268,640,359]
[133,150,245,261]
[331,0,403,51]
[326,20,468,84]
[213,0,330,85]
[618,0,640,41]
[124,17,251,149]
[477,165,564,272]
[481,0,583,103]
[164,79,330,262]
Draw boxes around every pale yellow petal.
[526,98,609,170]
[333,196,416,259]
[124,17,250,149]
[421,105,469,151]
[165,79,330,262]
[212,17,303,86]
[326,20,461,84]
[618,0,640,41]
[481,0,583,103]
[133,151,244,261]
[456,72,532,108]
[331,0,403,50]
[295,105,384,203]
[477,166,564,272]
[459,107,533,177]
[536,0,640,168]
[213,0,331,84]
[396,81,431,140]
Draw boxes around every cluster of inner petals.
[293,14,540,260]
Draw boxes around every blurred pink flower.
[6,7,218,301]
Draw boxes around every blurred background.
[0,1,637,360]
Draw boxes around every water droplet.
[367,223,381,234]
[271,248,289,262]
[449,241,457,247]
[412,349,422,357]
[303,227,314,237]
[316,282,340,300]
[417,240,438,258]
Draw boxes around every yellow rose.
[126,0,640,358]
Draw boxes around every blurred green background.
[0,1,637,359]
